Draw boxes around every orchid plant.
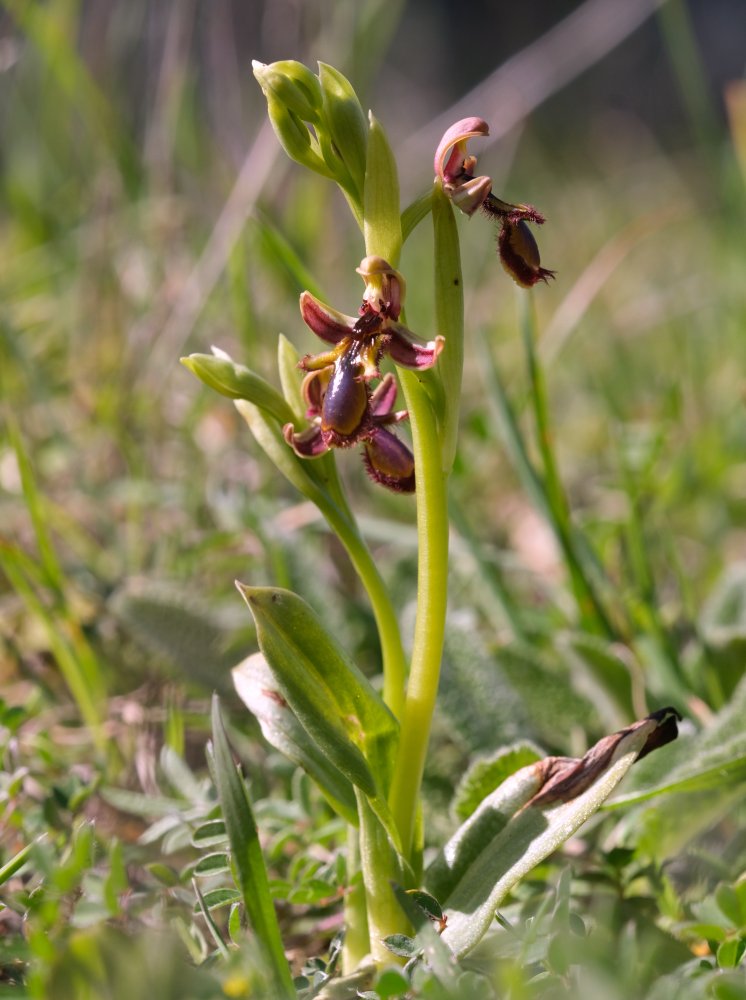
[183,60,680,998]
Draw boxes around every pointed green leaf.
[209,696,295,998]
[181,351,294,425]
[233,652,358,825]
[236,586,398,798]
[364,113,401,265]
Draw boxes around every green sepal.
[236,585,399,802]
[181,352,294,425]
[364,112,402,266]
[252,59,323,125]
[318,62,368,201]
[233,652,358,825]
[264,91,335,178]
[209,695,295,998]
[276,334,305,422]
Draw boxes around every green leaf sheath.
[209,696,295,998]
[357,793,410,966]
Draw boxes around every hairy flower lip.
[285,368,415,492]
[363,428,415,493]
[498,220,556,288]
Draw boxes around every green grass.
[1,1,746,997]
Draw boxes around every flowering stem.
[388,369,450,859]
[323,502,407,719]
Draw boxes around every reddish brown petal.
[300,290,357,345]
[283,422,329,458]
[362,427,415,493]
[369,373,399,417]
[387,324,445,370]
[301,369,330,417]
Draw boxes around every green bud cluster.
[253,59,368,212]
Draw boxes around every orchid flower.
[435,117,556,287]
[283,257,443,491]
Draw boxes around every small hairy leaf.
[453,741,544,821]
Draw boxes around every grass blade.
[209,695,295,998]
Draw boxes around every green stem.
[388,371,450,859]
[324,503,407,719]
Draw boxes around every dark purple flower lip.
[284,372,416,493]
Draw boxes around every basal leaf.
[233,652,358,825]
[236,586,401,849]
[434,711,679,957]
